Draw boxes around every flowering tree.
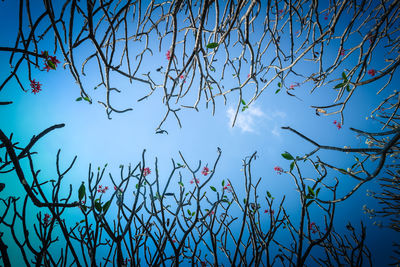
[0,0,399,265]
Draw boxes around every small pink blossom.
[368,69,376,76]
[43,213,51,225]
[308,222,318,234]
[142,167,151,177]
[340,48,345,56]
[208,210,215,217]
[274,166,284,175]
[97,185,109,194]
[333,120,341,129]
[190,178,200,184]
[166,50,171,60]
[264,209,269,213]
[223,183,232,193]
[30,79,42,94]
[201,166,210,176]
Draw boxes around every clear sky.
[0,0,398,265]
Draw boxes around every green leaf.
[334,83,345,89]
[76,97,83,101]
[243,198,247,204]
[346,84,350,92]
[281,152,294,160]
[209,66,215,72]
[315,188,321,197]
[135,184,139,189]
[206,42,219,49]
[178,181,184,187]
[290,161,295,171]
[241,99,246,105]
[47,60,56,69]
[267,191,272,198]
[222,180,225,187]
[315,164,319,169]
[78,182,85,201]
[275,89,281,94]
[205,209,209,212]
[278,82,282,87]
[342,72,347,81]
[94,200,102,212]
[187,209,192,216]
[338,168,347,174]
[210,186,217,192]
[102,200,111,213]
[83,97,90,102]
[308,186,315,197]
[81,205,87,212]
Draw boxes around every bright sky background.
[0,0,399,265]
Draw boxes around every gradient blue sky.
[0,0,398,265]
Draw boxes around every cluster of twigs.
[0,0,399,131]
[1,0,400,265]
[0,128,372,266]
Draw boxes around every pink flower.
[368,69,376,76]
[278,9,283,14]
[308,222,318,234]
[264,209,269,213]
[208,211,215,217]
[333,120,341,129]
[97,185,109,194]
[43,213,51,225]
[142,167,151,177]
[190,178,200,184]
[274,166,284,175]
[166,50,171,60]
[340,48,345,56]
[201,166,210,176]
[44,62,51,72]
[223,183,232,193]
[179,75,184,79]
[30,79,42,94]
[264,209,275,215]
[172,239,177,243]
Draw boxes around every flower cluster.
[264,209,274,215]
[223,182,232,193]
[41,51,60,72]
[43,213,51,225]
[30,79,42,94]
[166,50,171,61]
[274,166,284,175]
[190,178,200,184]
[308,222,318,234]
[333,120,342,129]
[201,166,210,176]
[97,185,109,194]
[368,69,376,76]
[142,167,151,177]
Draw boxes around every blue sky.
[0,0,399,265]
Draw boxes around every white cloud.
[226,105,286,136]
[226,105,265,133]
